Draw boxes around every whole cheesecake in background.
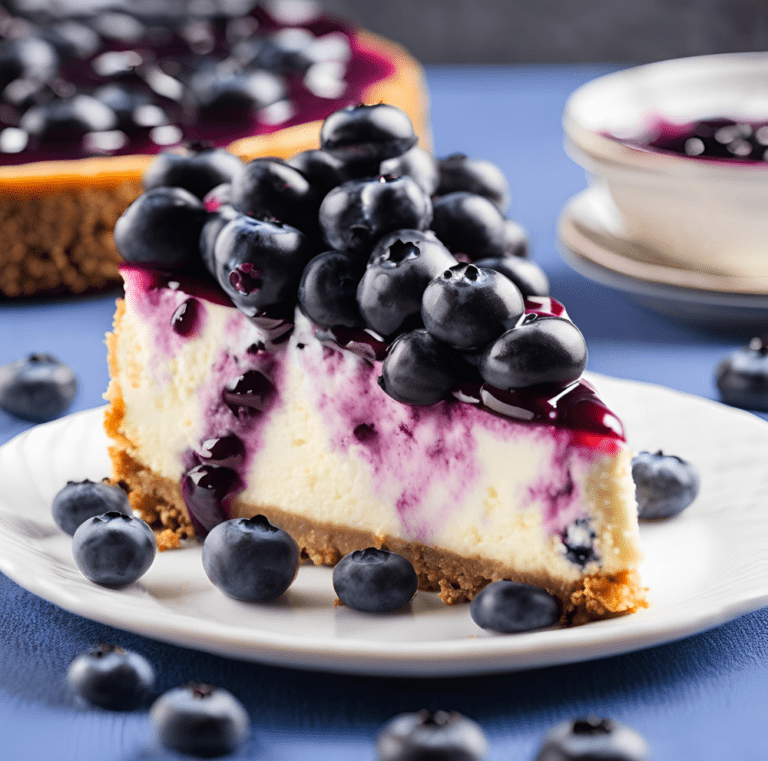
[0,0,429,297]
[104,103,646,625]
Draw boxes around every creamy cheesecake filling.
[108,270,643,607]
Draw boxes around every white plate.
[558,188,768,329]
[1,375,768,677]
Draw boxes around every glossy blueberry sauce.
[171,297,202,337]
[0,6,395,166]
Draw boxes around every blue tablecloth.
[2,65,767,760]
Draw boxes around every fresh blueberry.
[92,83,157,132]
[357,230,457,338]
[213,214,314,318]
[380,330,460,405]
[232,35,311,75]
[631,451,700,520]
[380,145,439,197]
[320,103,418,174]
[715,336,768,411]
[534,716,650,761]
[202,515,299,602]
[473,256,549,297]
[190,66,285,117]
[20,95,118,144]
[143,143,244,199]
[72,512,157,587]
[376,710,489,761]
[230,157,319,233]
[333,547,418,612]
[319,175,432,256]
[502,218,530,258]
[421,263,525,351]
[0,353,77,423]
[200,204,241,276]
[151,682,250,758]
[67,644,155,712]
[469,580,560,633]
[53,480,132,536]
[298,251,366,329]
[0,37,59,93]
[114,186,208,269]
[287,148,347,198]
[437,154,511,212]
[430,192,507,260]
[479,315,587,390]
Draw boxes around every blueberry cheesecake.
[0,1,428,297]
[105,103,646,624]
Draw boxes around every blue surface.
[2,64,768,760]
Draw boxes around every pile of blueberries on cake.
[115,101,586,407]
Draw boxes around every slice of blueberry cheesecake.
[104,103,646,623]
[0,1,428,297]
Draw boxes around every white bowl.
[563,53,768,280]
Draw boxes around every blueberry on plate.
[430,192,507,260]
[357,230,457,338]
[631,450,700,520]
[0,353,77,423]
[143,143,244,200]
[479,314,587,390]
[380,330,460,406]
[473,256,549,297]
[151,682,250,758]
[52,479,132,536]
[421,263,525,351]
[320,103,418,169]
[213,214,315,318]
[319,175,433,256]
[72,512,157,587]
[202,515,300,602]
[376,710,489,761]
[333,547,418,612]
[469,580,560,633]
[715,336,768,411]
[230,157,319,233]
[114,186,208,270]
[534,716,650,761]
[380,145,439,197]
[437,153,511,212]
[67,644,155,711]
[298,250,367,329]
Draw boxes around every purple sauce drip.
[181,463,241,536]
[196,434,245,470]
[171,297,201,337]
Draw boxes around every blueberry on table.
[715,336,768,411]
[143,144,244,200]
[376,710,489,761]
[202,515,300,602]
[72,512,157,587]
[333,547,418,612]
[357,230,457,338]
[320,103,418,168]
[380,330,460,406]
[67,644,155,711]
[534,716,650,761]
[380,145,439,197]
[230,157,319,233]
[469,580,560,633]
[0,353,77,423]
[631,450,700,520]
[114,186,208,270]
[52,479,132,536]
[473,255,549,297]
[319,175,433,255]
[151,682,250,758]
[421,263,525,351]
[213,214,315,318]
[430,192,507,260]
[437,153,511,212]
[478,315,587,390]
[298,250,367,329]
